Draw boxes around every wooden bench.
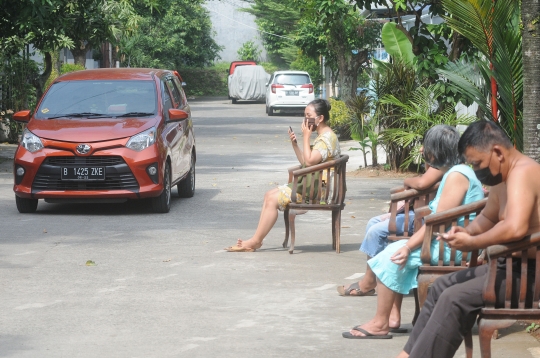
[282,155,348,254]
[476,231,540,358]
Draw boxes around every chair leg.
[283,208,290,249]
[332,210,341,253]
[478,318,515,358]
[289,210,297,254]
[412,288,420,326]
[464,332,473,358]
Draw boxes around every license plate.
[61,167,105,180]
[285,90,299,96]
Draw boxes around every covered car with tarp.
[228,65,269,103]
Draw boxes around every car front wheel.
[177,152,195,198]
[151,162,171,213]
[15,195,38,213]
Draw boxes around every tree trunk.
[71,41,91,68]
[31,52,52,104]
[522,0,540,162]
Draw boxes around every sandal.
[336,281,376,296]
[225,245,256,252]
[342,327,393,339]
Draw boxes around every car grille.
[32,156,139,193]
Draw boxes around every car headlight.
[20,129,44,153]
[126,127,156,151]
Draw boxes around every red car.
[12,68,195,213]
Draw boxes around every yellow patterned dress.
[277,131,341,211]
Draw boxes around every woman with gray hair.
[342,124,484,339]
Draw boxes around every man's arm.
[445,167,536,250]
[403,167,443,190]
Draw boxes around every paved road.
[1,99,538,357]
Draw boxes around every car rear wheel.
[152,162,171,213]
[177,152,195,198]
[265,105,268,114]
[231,98,237,104]
[268,106,274,116]
[16,195,38,213]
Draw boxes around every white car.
[265,71,315,116]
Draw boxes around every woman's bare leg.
[236,188,280,249]
[389,294,403,328]
[341,257,378,295]
[349,279,396,336]
[396,351,409,358]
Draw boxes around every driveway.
[0,99,537,357]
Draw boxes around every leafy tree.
[237,41,261,61]
[296,0,382,101]
[239,0,299,65]
[118,0,222,68]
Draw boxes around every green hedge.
[177,68,228,97]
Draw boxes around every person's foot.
[337,281,376,296]
[235,238,262,250]
[348,320,389,337]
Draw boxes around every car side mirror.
[168,108,189,121]
[13,110,31,122]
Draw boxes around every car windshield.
[275,74,310,86]
[35,80,157,119]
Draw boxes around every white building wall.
[203,0,266,63]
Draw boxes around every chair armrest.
[423,198,488,227]
[290,155,349,177]
[390,186,406,194]
[486,232,540,259]
[390,182,440,202]
[287,165,302,183]
[414,205,432,219]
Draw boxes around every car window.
[35,80,157,118]
[171,76,186,107]
[165,77,181,107]
[162,80,173,120]
[274,74,310,85]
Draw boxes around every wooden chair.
[416,198,488,358]
[386,184,440,324]
[476,231,540,358]
[282,155,348,254]
[387,183,440,241]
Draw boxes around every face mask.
[474,152,502,186]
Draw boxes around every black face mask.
[474,163,502,186]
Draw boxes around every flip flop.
[337,281,376,296]
[225,245,256,252]
[342,327,393,339]
[389,327,408,333]
[352,325,407,334]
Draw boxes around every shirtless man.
[397,120,540,358]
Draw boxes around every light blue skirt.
[368,239,464,295]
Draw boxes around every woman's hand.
[390,245,411,270]
[301,118,314,137]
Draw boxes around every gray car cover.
[228,65,269,100]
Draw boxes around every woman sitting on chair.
[226,99,340,252]
[342,124,484,339]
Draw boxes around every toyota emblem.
[76,144,91,155]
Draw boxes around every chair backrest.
[483,231,540,310]
[289,155,349,208]
[388,183,440,240]
[421,198,488,267]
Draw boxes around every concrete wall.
[203,0,266,63]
